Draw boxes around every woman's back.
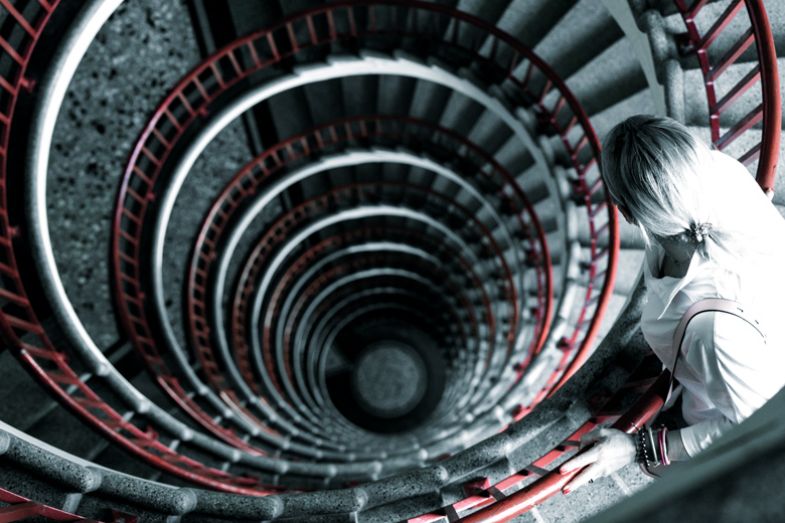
[640,149,785,428]
[559,114,785,490]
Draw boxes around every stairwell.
[0,0,781,521]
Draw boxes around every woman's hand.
[559,428,636,493]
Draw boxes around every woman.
[559,115,785,492]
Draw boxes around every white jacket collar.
[643,242,705,320]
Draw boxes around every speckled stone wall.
[46,0,252,350]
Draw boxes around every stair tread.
[682,57,785,129]
[564,37,649,116]
[0,351,59,431]
[534,0,623,82]
[660,0,785,71]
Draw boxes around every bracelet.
[658,426,671,466]
[635,427,662,471]
[648,426,659,465]
[636,426,672,472]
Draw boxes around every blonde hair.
[600,115,782,265]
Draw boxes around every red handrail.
[459,371,670,522]
[676,0,780,193]
[112,1,616,462]
[0,487,93,522]
[746,0,781,194]
[408,356,668,522]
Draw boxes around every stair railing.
[0,0,619,514]
[675,0,781,194]
[189,116,550,448]
[112,2,618,461]
[0,487,88,522]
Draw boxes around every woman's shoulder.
[707,148,748,173]
[683,306,764,344]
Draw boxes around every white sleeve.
[678,311,772,456]
[679,416,734,458]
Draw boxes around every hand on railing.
[559,428,636,493]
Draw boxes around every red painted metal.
[411,357,668,522]
[0,0,616,503]
[676,0,781,193]
[0,487,93,522]
[745,0,781,194]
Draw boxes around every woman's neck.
[655,236,698,278]
[659,252,691,278]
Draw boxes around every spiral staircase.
[0,0,782,521]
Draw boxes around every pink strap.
[671,298,766,355]
[666,298,765,404]
[652,299,765,463]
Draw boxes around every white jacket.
[639,151,785,457]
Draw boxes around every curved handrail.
[411,353,669,522]
[746,0,781,192]
[675,0,781,193]
[0,487,89,522]
[188,117,548,441]
[0,0,620,514]
[112,1,618,456]
[458,370,670,522]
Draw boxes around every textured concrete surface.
[353,341,428,417]
[47,0,201,350]
[162,118,252,348]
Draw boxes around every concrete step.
[534,0,624,82]
[682,57,785,129]
[304,77,345,124]
[439,89,485,137]
[495,134,538,176]
[564,36,649,117]
[529,462,654,522]
[590,88,657,141]
[408,80,451,123]
[493,0,575,50]
[269,86,315,138]
[466,109,517,157]
[0,351,59,431]
[25,404,108,461]
[454,0,512,26]
[598,292,631,339]
[0,467,73,515]
[614,247,646,295]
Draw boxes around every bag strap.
[668,298,765,394]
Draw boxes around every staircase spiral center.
[353,340,428,418]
